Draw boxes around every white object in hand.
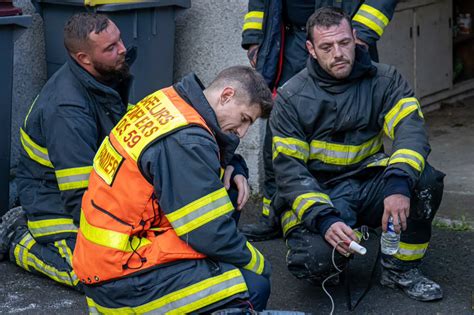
[349,241,367,255]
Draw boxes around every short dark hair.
[64,13,110,54]
[208,66,273,119]
[306,7,352,42]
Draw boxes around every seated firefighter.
[0,13,133,289]
[270,8,445,301]
[72,66,273,313]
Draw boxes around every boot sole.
[380,278,443,301]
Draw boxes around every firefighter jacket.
[241,0,398,89]
[271,47,430,237]
[16,55,132,243]
[73,74,270,289]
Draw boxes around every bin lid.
[35,0,190,9]
[0,14,32,27]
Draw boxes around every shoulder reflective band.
[166,188,234,236]
[384,97,423,139]
[353,4,389,36]
[310,133,382,166]
[20,128,53,168]
[389,149,425,172]
[273,136,309,162]
[55,166,93,191]
[243,11,264,31]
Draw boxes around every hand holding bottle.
[382,194,410,234]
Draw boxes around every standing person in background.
[0,13,134,290]
[240,0,399,242]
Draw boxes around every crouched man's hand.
[324,222,357,256]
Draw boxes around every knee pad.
[411,165,445,221]
[286,228,347,281]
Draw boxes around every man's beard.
[93,60,131,85]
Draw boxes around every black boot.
[239,218,282,242]
[0,206,27,261]
[380,256,443,301]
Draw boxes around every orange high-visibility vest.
[73,87,211,284]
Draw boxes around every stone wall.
[174,0,265,194]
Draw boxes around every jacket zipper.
[91,200,134,229]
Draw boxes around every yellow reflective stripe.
[310,133,382,166]
[126,103,135,111]
[54,240,73,267]
[272,136,309,162]
[20,128,53,168]
[79,211,151,252]
[367,157,390,168]
[54,240,79,285]
[28,218,77,238]
[14,233,76,286]
[243,242,265,275]
[389,149,425,172]
[243,22,263,31]
[292,192,333,220]
[243,11,264,31]
[384,97,423,139]
[359,4,389,25]
[394,242,429,261]
[55,166,93,191]
[86,269,247,314]
[262,197,270,216]
[245,11,264,20]
[281,210,300,236]
[166,188,234,236]
[14,232,33,271]
[353,4,389,36]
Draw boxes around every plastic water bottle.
[380,216,400,255]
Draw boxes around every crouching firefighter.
[73,66,273,314]
[270,8,445,302]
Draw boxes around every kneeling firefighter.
[73,66,273,313]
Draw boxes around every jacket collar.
[173,73,240,166]
[307,45,376,94]
[66,52,133,108]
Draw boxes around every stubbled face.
[215,94,261,139]
[88,20,129,82]
[306,19,356,79]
